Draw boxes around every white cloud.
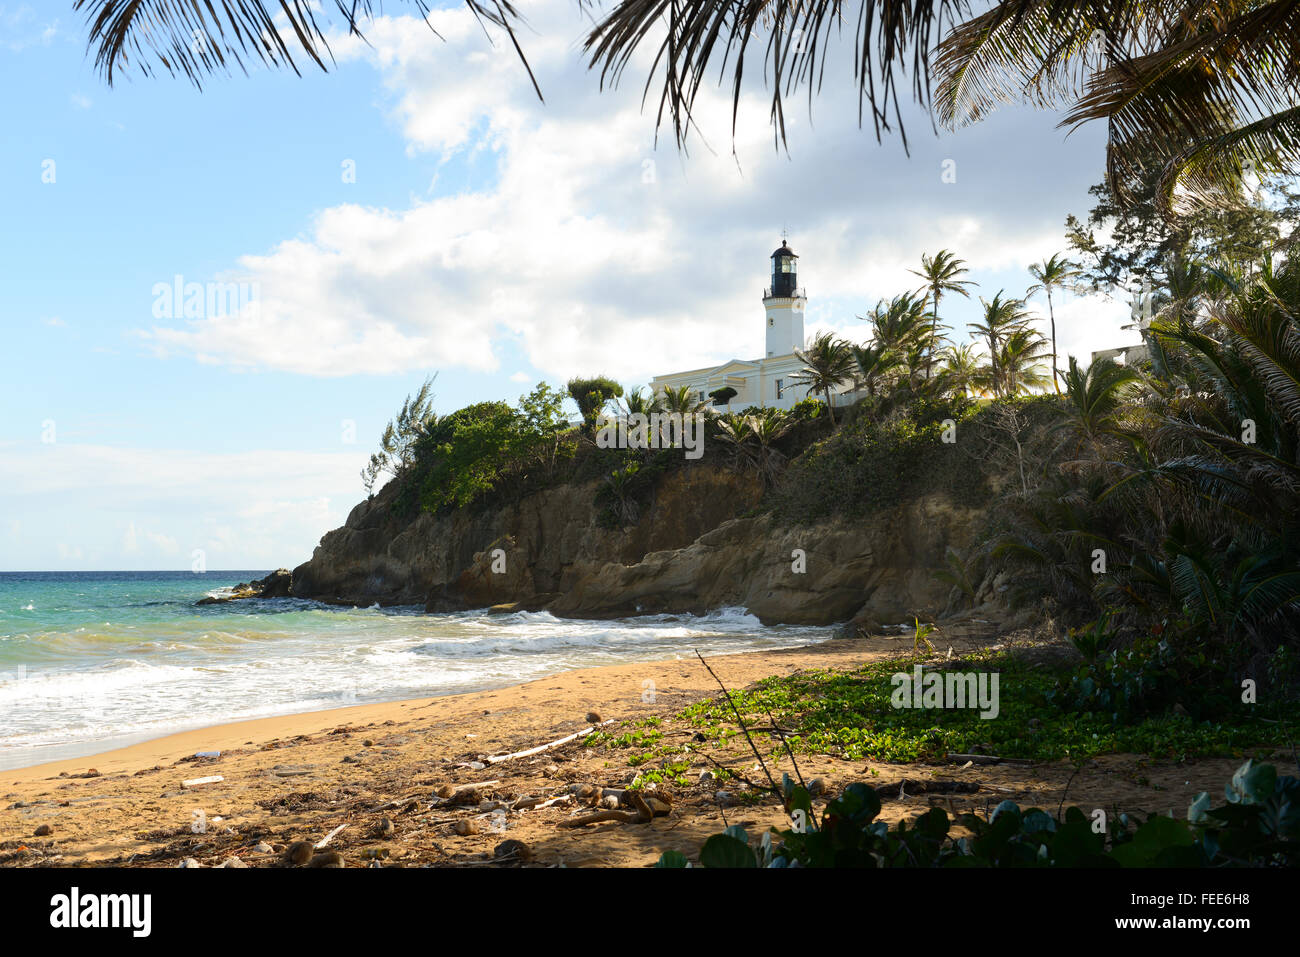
[70,92,91,110]
[139,1,1122,381]
[0,443,364,570]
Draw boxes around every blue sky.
[0,1,1134,571]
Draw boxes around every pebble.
[283,841,315,866]
[253,843,274,854]
[376,817,395,838]
[307,851,345,868]
[177,858,203,868]
[219,857,249,868]
[33,824,52,837]
[715,790,734,806]
[362,739,375,747]
[585,711,602,724]
[601,794,620,810]
[454,819,479,836]
[698,770,714,784]
[493,839,532,863]
[436,784,457,799]
[807,778,826,797]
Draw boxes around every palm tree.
[656,385,706,416]
[910,251,975,379]
[621,385,655,417]
[934,343,986,399]
[848,342,902,400]
[791,332,854,425]
[1026,254,1081,392]
[969,292,1034,397]
[1053,355,1143,460]
[933,3,1300,212]
[997,327,1051,396]
[89,3,1300,212]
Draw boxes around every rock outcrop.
[196,568,293,605]
[288,461,990,626]
[290,466,765,610]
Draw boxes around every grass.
[582,651,1285,778]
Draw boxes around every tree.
[1052,355,1142,461]
[934,2,1300,213]
[792,332,854,425]
[708,386,738,407]
[1026,253,1081,392]
[1064,147,1300,295]
[968,293,1034,398]
[909,250,975,379]
[656,385,707,415]
[361,374,437,494]
[567,376,624,431]
[82,2,1300,210]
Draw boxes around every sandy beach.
[0,635,1273,868]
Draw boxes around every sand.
[0,635,1275,868]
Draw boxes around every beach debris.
[436,781,500,805]
[181,775,224,788]
[177,858,203,868]
[714,790,734,806]
[252,842,275,854]
[374,817,395,838]
[806,777,827,797]
[493,839,532,863]
[559,790,672,829]
[219,856,249,868]
[698,770,714,784]
[33,824,53,837]
[284,841,315,866]
[874,779,980,800]
[512,793,573,812]
[307,851,345,868]
[195,751,220,759]
[454,819,480,836]
[361,847,390,861]
[315,823,348,849]
[585,711,602,724]
[485,720,615,766]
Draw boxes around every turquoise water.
[0,571,828,770]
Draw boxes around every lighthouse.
[763,240,806,357]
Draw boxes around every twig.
[695,651,784,810]
[485,721,614,764]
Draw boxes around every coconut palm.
[934,343,987,398]
[1026,254,1081,392]
[933,2,1300,213]
[910,251,975,379]
[791,332,854,425]
[997,326,1052,396]
[969,292,1035,397]
[621,385,655,417]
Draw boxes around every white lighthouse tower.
[763,240,806,357]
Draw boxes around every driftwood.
[314,824,348,849]
[943,753,1032,766]
[558,790,671,828]
[512,793,574,811]
[485,720,615,765]
[874,779,980,800]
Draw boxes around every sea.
[0,571,830,771]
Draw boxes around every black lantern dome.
[769,241,799,298]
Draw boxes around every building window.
[697,391,705,404]
[775,378,784,400]
[768,317,774,326]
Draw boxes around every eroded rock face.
[289,467,764,610]
[290,457,984,626]
[547,496,981,625]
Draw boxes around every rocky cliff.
[290,463,986,627]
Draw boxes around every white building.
[650,240,842,412]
